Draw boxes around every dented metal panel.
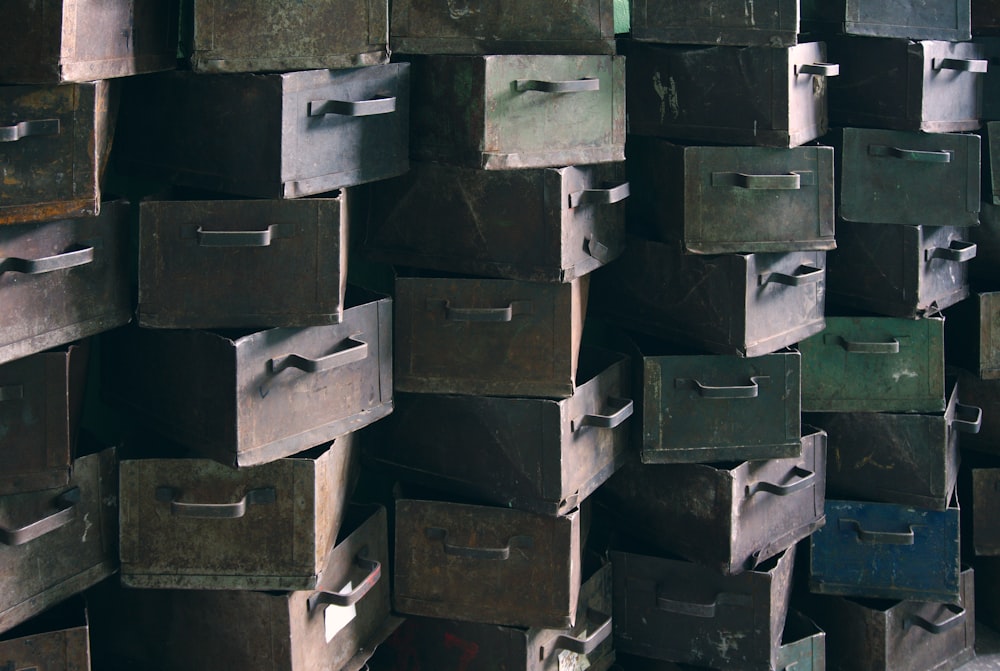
[801,0,971,40]
[630,0,802,47]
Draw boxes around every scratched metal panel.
[0,598,90,671]
[801,0,971,40]
[631,0,801,46]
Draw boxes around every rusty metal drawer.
[624,40,836,148]
[801,0,971,40]
[827,222,975,318]
[138,195,348,329]
[394,275,586,398]
[809,497,962,602]
[0,0,178,83]
[103,288,392,467]
[611,545,795,669]
[394,498,581,629]
[591,236,826,357]
[0,201,131,366]
[409,54,624,169]
[367,347,631,516]
[630,0,801,47]
[390,0,616,55]
[0,343,88,496]
[626,139,835,253]
[799,315,945,413]
[0,446,116,634]
[831,127,980,227]
[185,0,388,73]
[973,469,1000,555]
[603,427,825,574]
[946,291,1000,379]
[0,598,90,671]
[119,435,356,590]
[116,64,409,198]
[826,37,987,132]
[361,161,627,283]
[0,81,116,226]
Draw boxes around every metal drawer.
[0,598,90,671]
[953,367,1000,455]
[801,0,971,40]
[630,0,801,47]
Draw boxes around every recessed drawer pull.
[425,527,533,560]
[655,590,752,618]
[839,518,916,545]
[933,58,989,73]
[514,78,600,93]
[824,334,900,354]
[675,375,768,399]
[868,144,953,163]
[155,486,276,519]
[308,96,396,117]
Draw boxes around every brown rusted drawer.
[801,0,971,40]
[0,342,88,496]
[624,40,836,148]
[138,196,348,328]
[0,446,116,634]
[390,0,616,55]
[591,236,826,357]
[409,54,624,169]
[630,0,801,47]
[0,201,130,366]
[185,0,388,73]
[119,435,356,590]
[0,598,91,671]
[0,0,178,84]
[394,275,586,398]
[826,37,987,132]
[0,81,116,226]
[394,498,581,629]
[116,64,409,198]
[367,347,631,516]
[603,427,825,575]
[103,289,391,467]
[361,161,628,282]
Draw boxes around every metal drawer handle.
[759,265,823,287]
[0,385,23,401]
[796,62,840,77]
[839,518,916,545]
[307,552,381,611]
[0,246,95,276]
[675,375,768,399]
[868,144,953,163]
[551,609,612,654]
[584,236,614,264]
[825,334,900,354]
[440,300,533,323]
[196,225,280,248]
[571,397,634,432]
[655,591,752,618]
[933,58,989,73]
[952,403,983,434]
[269,338,368,375]
[926,240,977,263]
[155,486,277,519]
[906,605,966,634]
[568,182,630,208]
[308,96,396,117]
[746,467,815,498]
[514,78,600,93]
[425,527,534,560]
[0,118,60,142]
[0,487,79,546]
[711,171,816,189]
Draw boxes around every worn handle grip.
[746,467,815,498]
[796,63,840,76]
[926,240,977,263]
[0,246,95,276]
[551,610,613,654]
[759,265,823,287]
[839,518,915,545]
[933,58,989,73]
[0,385,23,402]
[425,527,533,560]
[155,486,276,519]
[868,144,953,163]
[953,403,983,434]
[571,397,634,432]
[568,182,630,208]
[675,375,768,399]
[825,334,900,354]
[514,78,600,93]
[440,300,532,323]
[906,606,966,634]
[196,225,278,248]
[307,553,381,610]
[308,96,396,117]
[0,118,60,142]
[269,338,368,375]
[0,487,79,546]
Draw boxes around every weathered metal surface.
[830,127,980,226]
[630,0,801,47]
[801,0,971,40]
[103,289,392,467]
[804,567,974,671]
[138,195,348,328]
[623,40,835,148]
[0,201,131,366]
[974,469,1000,555]
[590,236,826,357]
[0,80,116,226]
[0,598,90,671]
[390,0,616,55]
[366,347,631,516]
[115,65,409,198]
[975,42,1000,120]
[119,435,356,590]
[0,0,178,83]
[0,445,116,635]
[394,498,581,629]
[806,379,979,511]
[0,342,88,496]
[611,546,795,669]
[360,161,627,282]
[185,0,388,73]
[809,498,961,601]
[826,37,987,132]
[946,291,1000,379]
[799,315,945,413]
[603,427,824,574]
[626,139,836,253]
[394,275,586,398]
[953,367,1000,454]
[409,54,625,169]
[984,122,1000,204]
[827,222,975,318]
